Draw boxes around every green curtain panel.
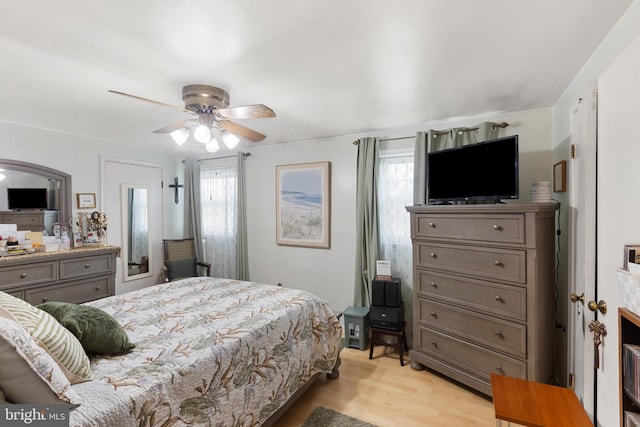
[353,137,379,308]
[236,152,249,281]
[185,158,205,264]
[413,122,501,205]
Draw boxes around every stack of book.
[623,344,640,407]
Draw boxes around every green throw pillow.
[165,257,198,281]
[38,302,135,355]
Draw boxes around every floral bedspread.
[68,277,342,426]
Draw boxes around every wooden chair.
[161,238,211,282]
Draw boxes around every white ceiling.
[0,0,633,154]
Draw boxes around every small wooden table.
[490,374,592,426]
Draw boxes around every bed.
[0,277,342,426]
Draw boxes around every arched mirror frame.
[0,159,71,224]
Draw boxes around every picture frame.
[553,160,567,193]
[76,193,96,209]
[276,161,330,248]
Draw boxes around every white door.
[567,80,597,421]
[595,33,640,426]
[103,157,163,294]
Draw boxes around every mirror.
[121,184,151,281]
[0,159,71,230]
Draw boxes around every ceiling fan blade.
[215,104,276,120]
[108,90,197,116]
[219,120,266,142]
[152,119,197,134]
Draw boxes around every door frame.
[567,80,598,422]
[101,155,164,293]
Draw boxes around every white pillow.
[0,316,80,405]
[0,291,92,383]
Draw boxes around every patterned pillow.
[0,291,92,383]
[0,316,80,405]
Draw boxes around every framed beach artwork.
[276,161,331,248]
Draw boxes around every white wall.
[1,122,183,234]
[2,107,553,313]
[551,2,640,425]
[1,121,184,291]
[244,108,553,315]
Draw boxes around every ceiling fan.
[108,84,276,152]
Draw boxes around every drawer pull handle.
[95,286,101,291]
[430,282,437,288]
[493,224,502,231]
[431,341,438,348]
[494,330,503,337]
[494,260,503,266]
[20,273,27,279]
[430,312,437,318]
[430,252,437,258]
[85,264,91,269]
[428,222,436,228]
[495,295,503,302]
[41,297,49,303]
[495,365,504,373]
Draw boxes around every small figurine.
[97,212,108,243]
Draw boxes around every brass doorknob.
[587,300,607,315]
[570,292,585,304]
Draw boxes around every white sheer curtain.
[377,151,414,346]
[200,161,237,279]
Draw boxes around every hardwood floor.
[272,346,498,427]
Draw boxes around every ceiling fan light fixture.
[170,128,190,146]
[221,131,240,150]
[193,124,211,143]
[205,139,220,153]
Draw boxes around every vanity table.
[0,246,119,305]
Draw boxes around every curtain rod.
[351,122,510,145]
[195,152,251,162]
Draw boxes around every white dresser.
[406,203,557,396]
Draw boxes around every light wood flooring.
[271,346,498,427]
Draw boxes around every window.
[377,152,413,305]
[200,163,237,278]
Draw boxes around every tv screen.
[7,188,48,210]
[427,135,519,204]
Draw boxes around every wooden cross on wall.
[169,177,184,204]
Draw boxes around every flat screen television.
[7,188,48,210]
[426,135,519,204]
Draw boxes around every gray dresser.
[406,203,557,396]
[0,210,59,235]
[0,246,119,305]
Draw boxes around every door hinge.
[569,373,575,389]
[570,144,576,159]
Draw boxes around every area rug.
[302,406,378,427]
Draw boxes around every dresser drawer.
[2,214,44,228]
[25,277,113,305]
[415,242,526,284]
[418,299,526,358]
[416,270,526,321]
[59,254,114,280]
[416,326,526,382]
[414,213,525,244]
[0,262,58,288]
